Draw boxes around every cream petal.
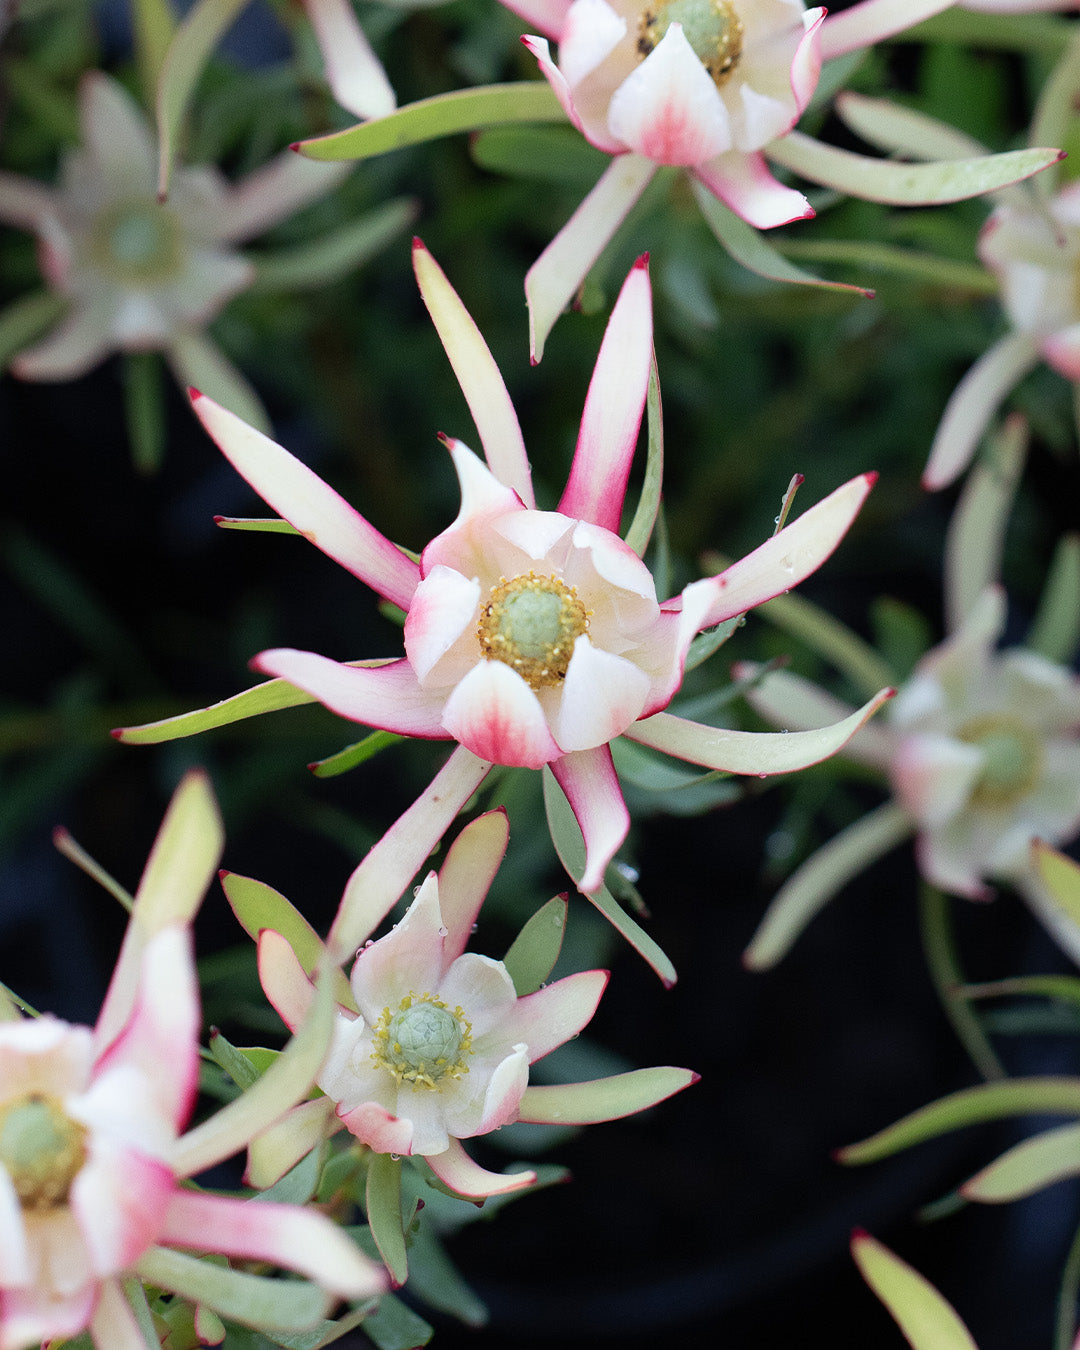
[498,970,607,1062]
[890,734,984,829]
[554,636,651,751]
[404,565,482,686]
[349,874,447,1020]
[607,25,732,166]
[441,660,563,768]
[437,954,518,1038]
[336,1100,415,1155]
[694,148,813,228]
[425,1137,536,1198]
[436,811,509,964]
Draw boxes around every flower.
[0,772,385,1349]
[0,71,347,391]
[739,426,1080,967]
[233,811,697,1200]
[118,242,884,955]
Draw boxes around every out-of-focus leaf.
[358,1291,433,1349]
[122,351,166,475]
[503,896,567,997]
[962,1121,1080,1203]
[519,1066,698,1123]
[1028,535,1080,666]
[298,83,565,162]
[166,329,271,434]
[402,1221,488,1327]
[249,199,418,294]
[0,290,67,369]
[852,1231,978,1350]
[774,239,996,294]
[156,0,249,197]
[838,1078,1080,1166]
[135,1247,329,1333]
[471,124,609,189]
[132,0,177,104]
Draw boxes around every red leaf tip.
[108,727,124,740]
[863,470,879,488]
[187,387,203,403]
[632,252,650,270]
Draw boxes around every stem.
[919,884,1005,1082]
[1055,1212,1080,1350]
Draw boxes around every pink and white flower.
[0,773,385,1350]
[925,180,1080,488]
[513,0,823,354]
[0,71,347,392]
[236,811,697,1200]
[119,243,885,956]
[739,431,1080,967]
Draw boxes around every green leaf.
[253,1135,325,1207]
[852,1232,979,1350]
[135,1247,329,1333]
[309,731,404,779]
[963,1121,1080,1203]
[836,92,990,162]
[502,897,568,997]
[123,351,166,475]
[208,1028,264,1090]
[519,1066,697,1124]
[0,290,67,370]
[249,199,418,294]
[1034,842,1080,932]
[166,330,272,435]
[401,1220,487,1327]
[215,517,301,535]
[260,1303,381,1350]
[156,0,249,197]
[838,1078,1080,1167]
[964,975,1080,1012]
[365,1153,408,1288]
[220,872,355,1010]
[691,180,875,297]
[542,767,677,987]
[684,616,743,673]
[1028,534,1080,666]
[297,83,565,162]
[114,677,320,744]
[624,353,664,558]
[360,1292,433,1350]
[470,124,609,189]
[131,0,177,104]
[773,239,996,294]
[767,133,1064,205]
[919,886,1004,1082]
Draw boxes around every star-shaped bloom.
[118,242,885,960]
[237,811,696,1201]
[0,70,347,388]
[0,773,385,1350]
[739,427,1080,967]
[925,178,1080,488]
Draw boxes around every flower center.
[956,714,1045,808]
[91,199,183,284]
[0,1092,88,1210]
[477,572,590,690]
[636,0,744,86]
[371,993,472,1090]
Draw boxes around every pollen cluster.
[477,571,590,690]
[0,1091,88,1210]
[371,993,473,1090]
[636,0,744,86]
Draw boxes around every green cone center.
[92,200,183,284]
[957,714,1044,808]
[0,1092,88,1209]
[477,572,589,689]
[372,994,472,1090]
[636,0,744,86]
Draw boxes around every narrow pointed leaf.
[852,1232,978,1350]
[173,966,337,1177]
[745,803,913,970]
[624,353,664,557]
[963,1121,1080,1203]
[221,871,355,1008]
[136,1247,330,1332]
[166,331,271,435]
[215,517,300,534]
[1028,534,1080,666]
[367,1153,408,1287]
[297,83,565,162]
[156,0,249,198]
[114,674,335,743]
[766,132,1064,205]
[249,199,418,294]
[123,351,166,475]
[542,767,676,986]
[836,91,990,161]
[503,897,568,996]
[0,290,67,370]
[692,180,874,296]
[519,1066,697,1124]
[310,730,404,778]
[132,0,177,103]
[1033,841,1080,931]
[838,1078,1080,1166]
